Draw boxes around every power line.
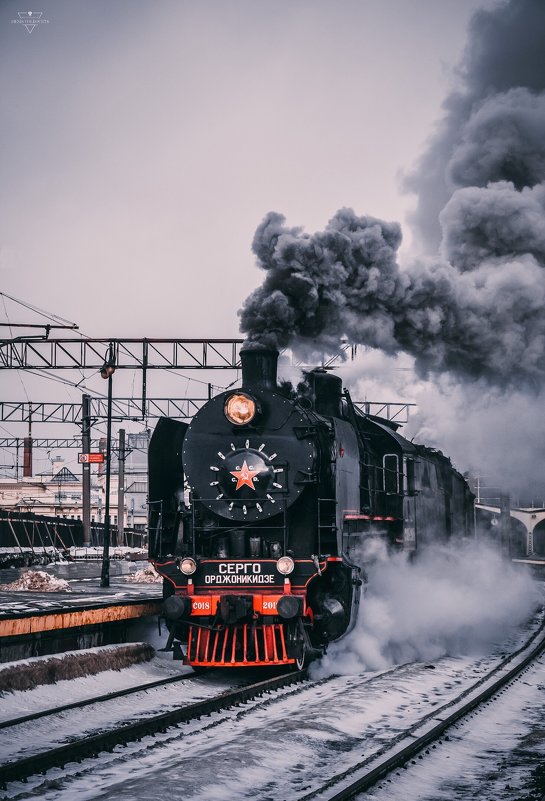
[0,292,78,328]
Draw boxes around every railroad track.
[3,614,545,797]
[302,615,545,800]
[0,668,307,786]
[0,658,412,798]
[0,671,198,730]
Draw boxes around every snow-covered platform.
[0,587,161,624]
[0,574,162,662]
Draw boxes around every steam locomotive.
[148,347,474,669]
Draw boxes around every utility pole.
[23,404,32,477]
[117,428,126,548]
[499,494,511,555]
[100,346,116,588]
[82,394,92,547]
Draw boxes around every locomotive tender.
[149,347,474,669]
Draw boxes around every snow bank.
[126,565,162,584]
[0,642,155,693]
[0,569,71,592]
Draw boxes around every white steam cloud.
[312,539,541,677]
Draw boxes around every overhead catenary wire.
[0,292,78,328]
[0,293,231,477]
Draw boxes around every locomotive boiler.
[148,347,474,669]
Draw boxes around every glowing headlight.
[180,557,197,575]
[224,393,256,425]
[276,555,295,575]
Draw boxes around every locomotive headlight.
[180,557,197,575]
[277,594,301,619]
[276,555,295,575]
[224,393,256,426]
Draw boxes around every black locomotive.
[149,347,474,669]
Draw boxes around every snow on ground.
[0,547,64,558]
[69,547,147,560]
[0,661,248,765]
[125,565,162,583]
[0,569,71,592]
[362,648,545,801]
[2,654,178,710]
[4,602,544,801]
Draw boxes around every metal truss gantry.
[0,338,357,370]
[0,399,209,424]
[0,398,416,431]
[0,338,243,370]
[0,437,123,449]
[0,336,415,445]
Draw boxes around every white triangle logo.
[17,11,43,33]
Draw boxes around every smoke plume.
[239,0,545,391]
[311,539,541,677]
[407,0,545,250]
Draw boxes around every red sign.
[78,453,105,464]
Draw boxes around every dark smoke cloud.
[240,208,404,355]
[406,0,545,250]
[440,181,545,269]
[239,206,545,387]
[239,0,545,390]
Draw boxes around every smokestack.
[240,346,278,391]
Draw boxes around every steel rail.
[0,668,307,786]
[0,671,198,731]
[302,614,545,801]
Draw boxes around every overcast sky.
[1,0,489,338]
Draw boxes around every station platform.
[0,588,161,637]
[512,557,545,577]
[0,574,163,661]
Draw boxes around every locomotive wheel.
[293,645,320,671]
[294,649,308,671]
[287,619,316,671]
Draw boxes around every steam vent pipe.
[240,346,279,391]
[311,369,343,417]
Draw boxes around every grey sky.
[1,0,488,338]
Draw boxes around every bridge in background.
[475,503,545,558]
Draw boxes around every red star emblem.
[230,460,259,491]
